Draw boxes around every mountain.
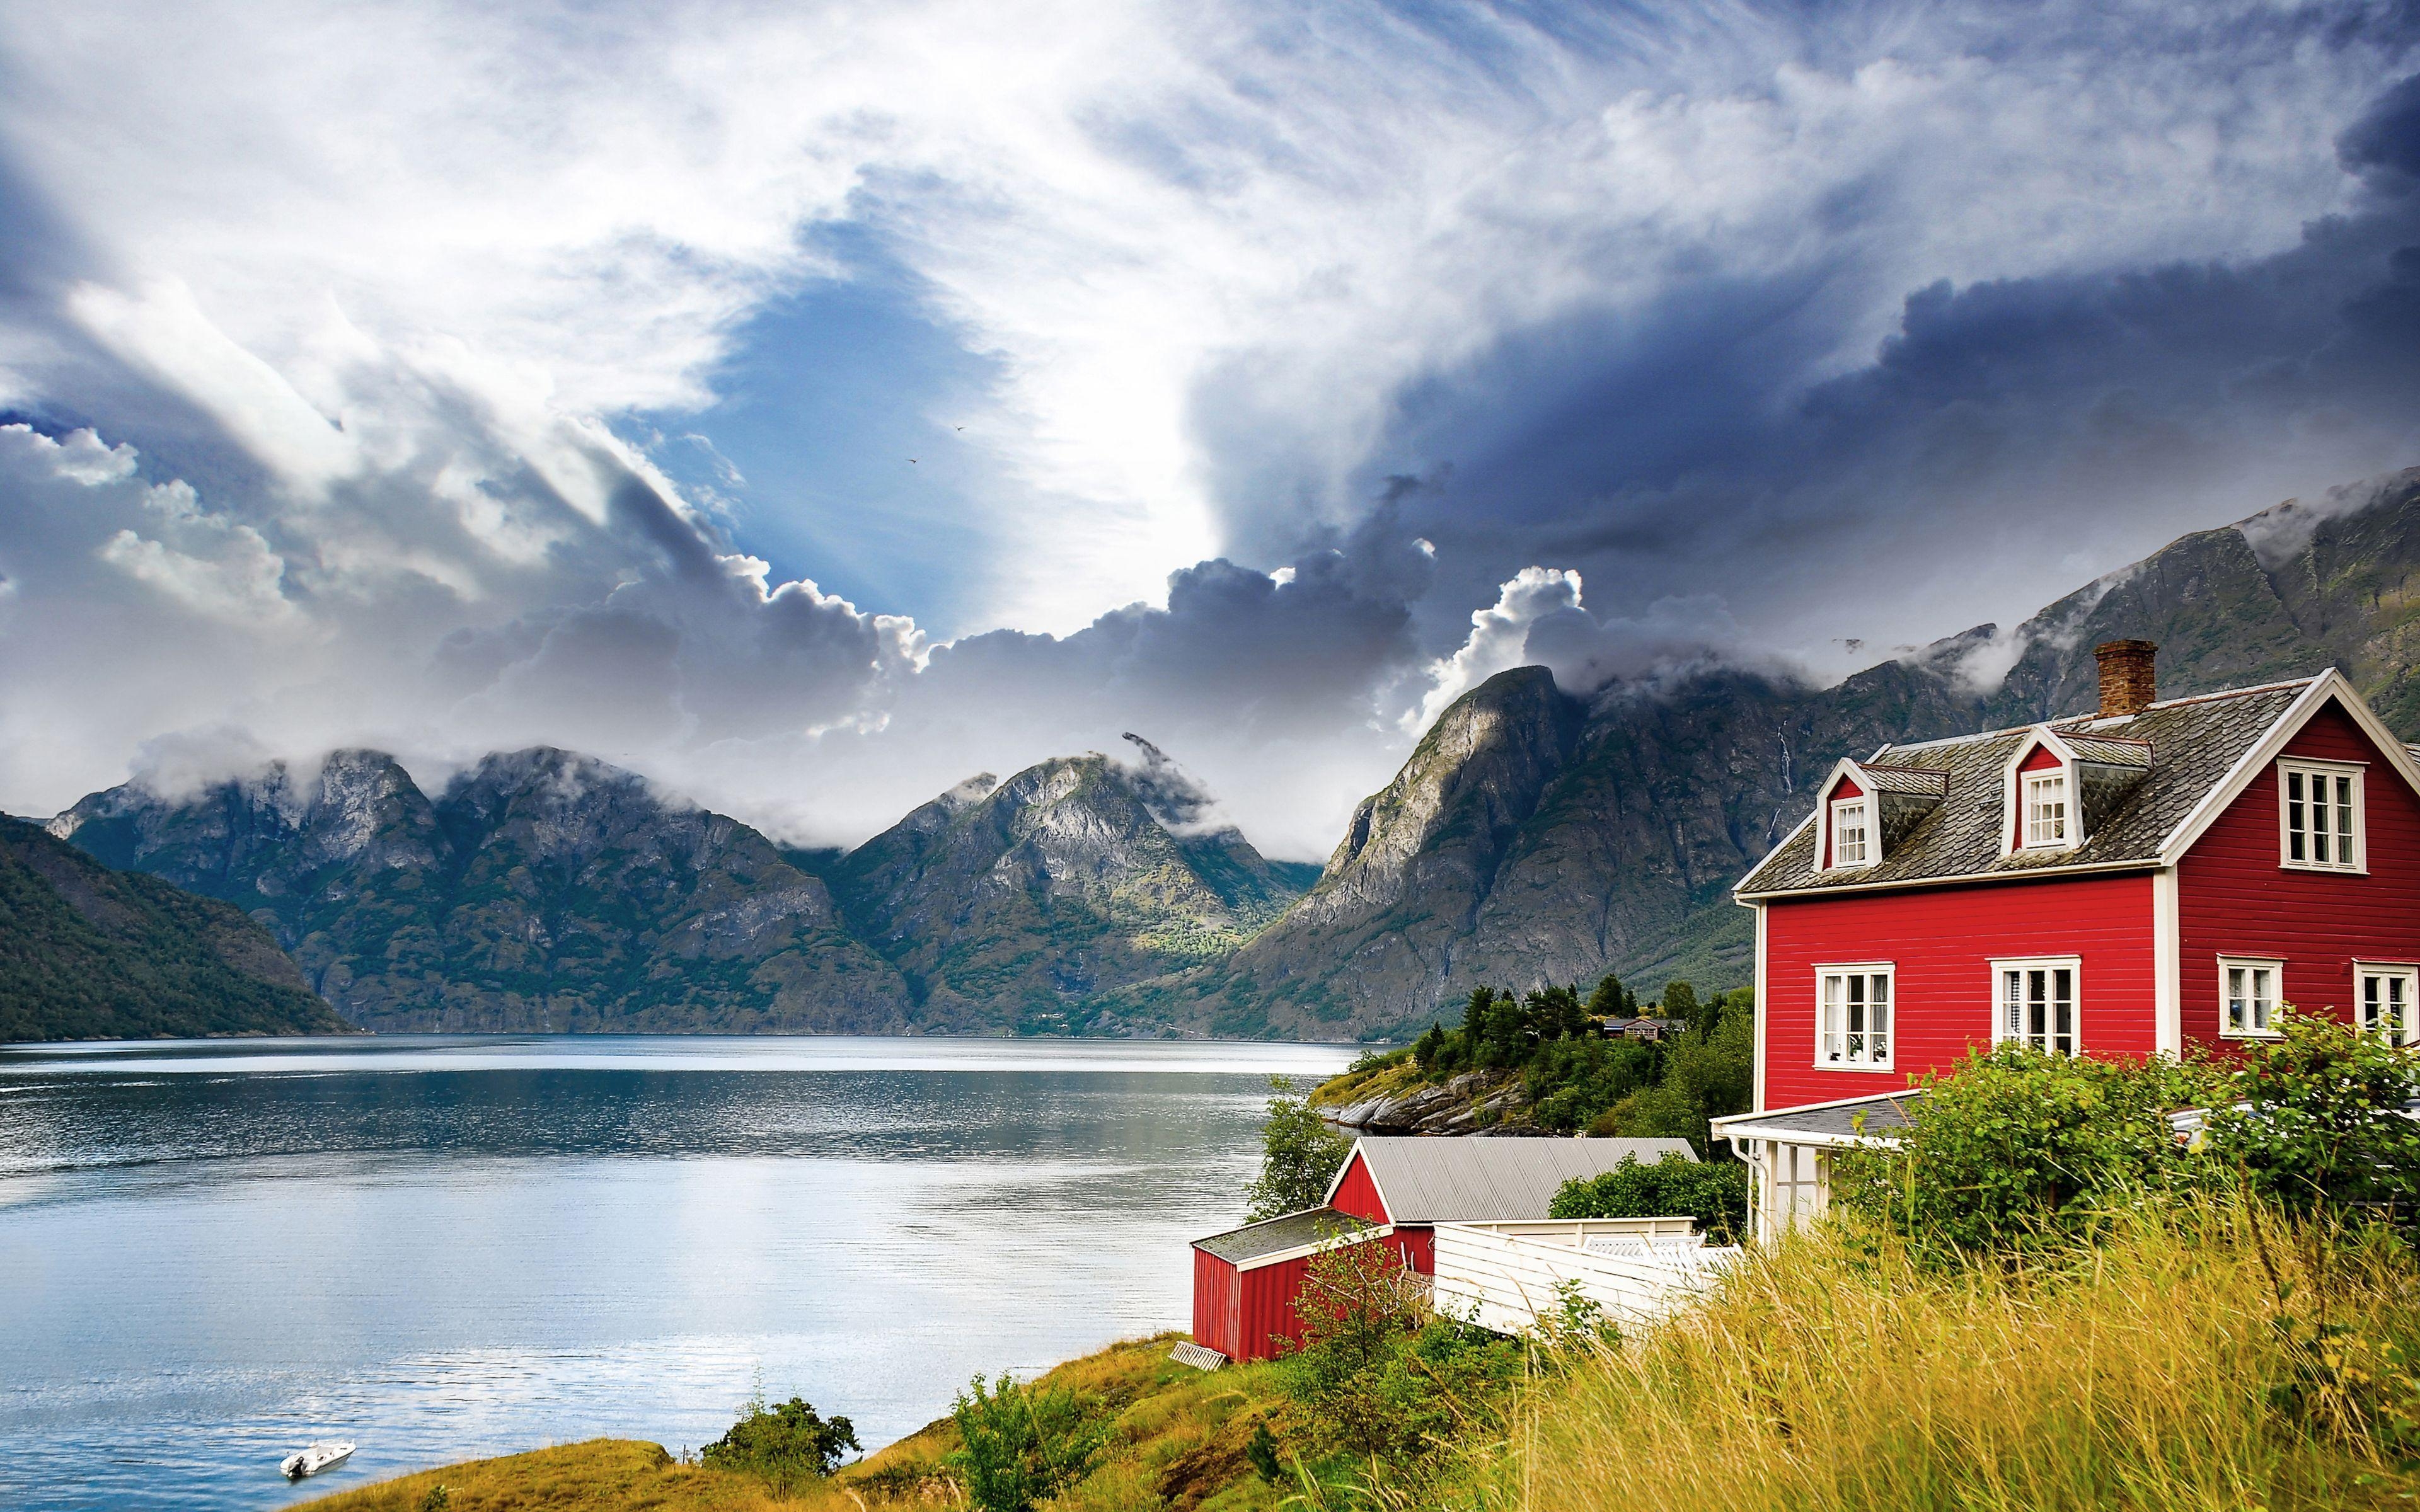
[0,814,345,1041]
[49,740,1317,1036]
[829,747,1318,1031]
[50,747,916,1033]
[1127,467,2420,1040]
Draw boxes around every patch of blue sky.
[624,222,1011,638]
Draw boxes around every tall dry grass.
[1462,1201,2420,1512]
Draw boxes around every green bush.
[946,1373,1109,1512]
[1834,1044,2211,1253]
[1243,1075,1354,1220]
[2200,1008,2420,1234]
[1276,1237,1523,1481]
[700,1392,860,1492]
[1548,1154,1750,1243]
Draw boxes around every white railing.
[1431,1217,1740,1336]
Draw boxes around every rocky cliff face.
[51,747,914,1033]
[830,751,1315,1029]
[0,815,345,1041]
[1136,468,2420,1040]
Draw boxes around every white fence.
[1430,1217,1740,1336]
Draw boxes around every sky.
[5,0,2420,859]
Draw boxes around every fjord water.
[0,1034,1356,1511]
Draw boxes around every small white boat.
[280,1441,355,1480]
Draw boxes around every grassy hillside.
[0,815,345,1041]
[304,1335,1296,1512]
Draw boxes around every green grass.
[1460,1204,2420,1512]
[304,1334,1295,1511]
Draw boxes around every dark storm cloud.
[1346,73,2420,671]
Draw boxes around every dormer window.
[2022,771,2070,849]
[2279,760,2362,871]
[1830,798,1870,868]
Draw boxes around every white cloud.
[0,0,2399,634]
[2,0,2415,859]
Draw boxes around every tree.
[1410,1021,1447,1072]
[1243,1076,1353,1220]
[947,1375,1107,1512]
[701,1393,860,1492]
[1659,979,1700,1027]
[1585,971,1628,1021]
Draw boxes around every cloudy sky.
[5,0,2420,858]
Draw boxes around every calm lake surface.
[0,1034,1357,1511]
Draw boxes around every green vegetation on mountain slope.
[0,814,345,1041]
[831,753,1315,1033]
[1310,971,1753,1150]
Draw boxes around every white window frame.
[1828,796,1872,869]
[1813,963,1894,1071]
[2277,759,2365,873]
[2217,956,2285,1040]
[2020,769,2073,850]
[2355,961,2419,1046]
[1991,956,2082,1057]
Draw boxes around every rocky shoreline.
[1323,1068,1560,1137]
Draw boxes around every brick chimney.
[2094,640,2157,718]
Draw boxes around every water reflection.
[0,1034,1355,1511]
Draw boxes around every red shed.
[1191,1135,1698,1362]
[1188,1207,1417,1363]
[1722,648,2420,1238]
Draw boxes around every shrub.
[1833,1043,2208,1253]
[946,1373,1109,1512]
[2201,1007,2420,1233]
[1243,1075,1354,1220]
[700,1392,860,1493]
[1277,1236,1522,1478]
[1548,1154,1750,1242]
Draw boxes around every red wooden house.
[1190,1135,1694,1362]
[1714,642,2420,1236]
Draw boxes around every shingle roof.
[1192,1206,1374,1263]
[1737,679,2313,898]
[1711,1091,1923,1144]
[1347,1137,1698,1223]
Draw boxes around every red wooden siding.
[1761,872,2157,1111]
[1192,1247,1240,1358]
[2019,743,2063,771]
[1328,1152,1389,1224]
[2176,702,2420,1039]
[1199,1230,1429,1363]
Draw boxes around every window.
[2358,963,2418,1046]
[2279,760,2363,871]
[2022,771,2070,849]
[1830,798,1870,868]
[2219,957,2283,1039]
[1816,966,1893,1069]
[1995,958,2079,1056]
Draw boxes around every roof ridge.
[2132,675,2319,712]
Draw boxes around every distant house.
[1605,1016,1688,1042]
[1715,642,2420,1239]
[1190,1135,1694,1362]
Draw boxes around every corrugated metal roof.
[1351,1137,1698,1223]
[1193,1206,1374,1263]
[1738,679,2312,897]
